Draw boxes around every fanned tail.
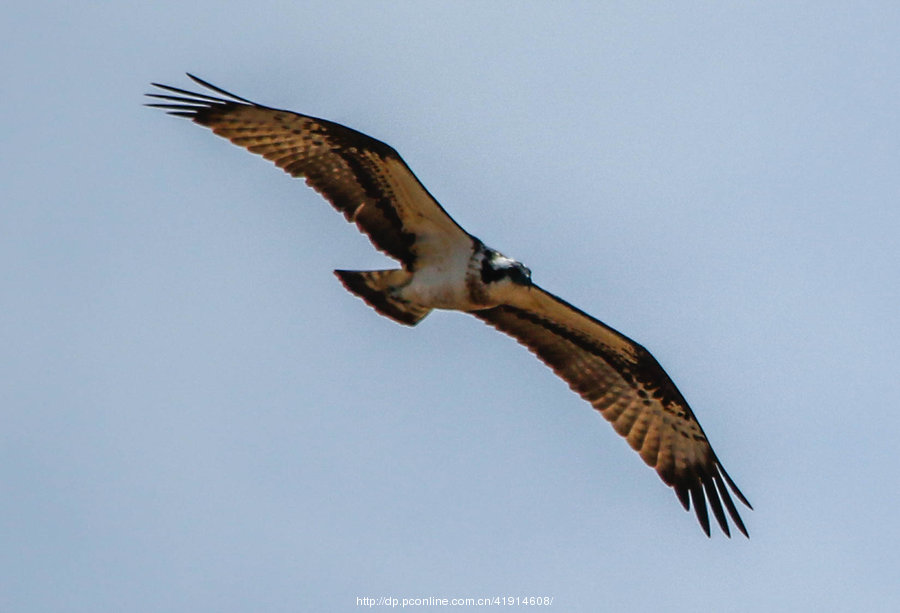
[334,270,431,326]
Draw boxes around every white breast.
[396,240,485,310]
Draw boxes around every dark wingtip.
[674,484,691,512]
[718,462,752,510]
[675,469,750,537]
[712,470,750,538]
[185,73,257,104]
[690,481,711,537]
[703,475,731,538]
[145,76,257,123]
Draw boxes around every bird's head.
[481,248,532,286]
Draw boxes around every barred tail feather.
[334,269,431,326]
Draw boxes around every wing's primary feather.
[473,285,751,537]
[146,74,470,270]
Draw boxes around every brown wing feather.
[473,285,751,537]
[147,74,470,270]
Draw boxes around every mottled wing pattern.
[147,75,470,270]
[473,285,751,537]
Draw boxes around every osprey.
[147,75,752,537]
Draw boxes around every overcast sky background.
[3,2,900,611]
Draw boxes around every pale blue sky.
[3,2,900,611]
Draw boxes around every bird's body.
[148,75,752,537]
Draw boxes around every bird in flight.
[147,74,751,537]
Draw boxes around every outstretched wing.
[473,285,751,537]
[147,74,471,270]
